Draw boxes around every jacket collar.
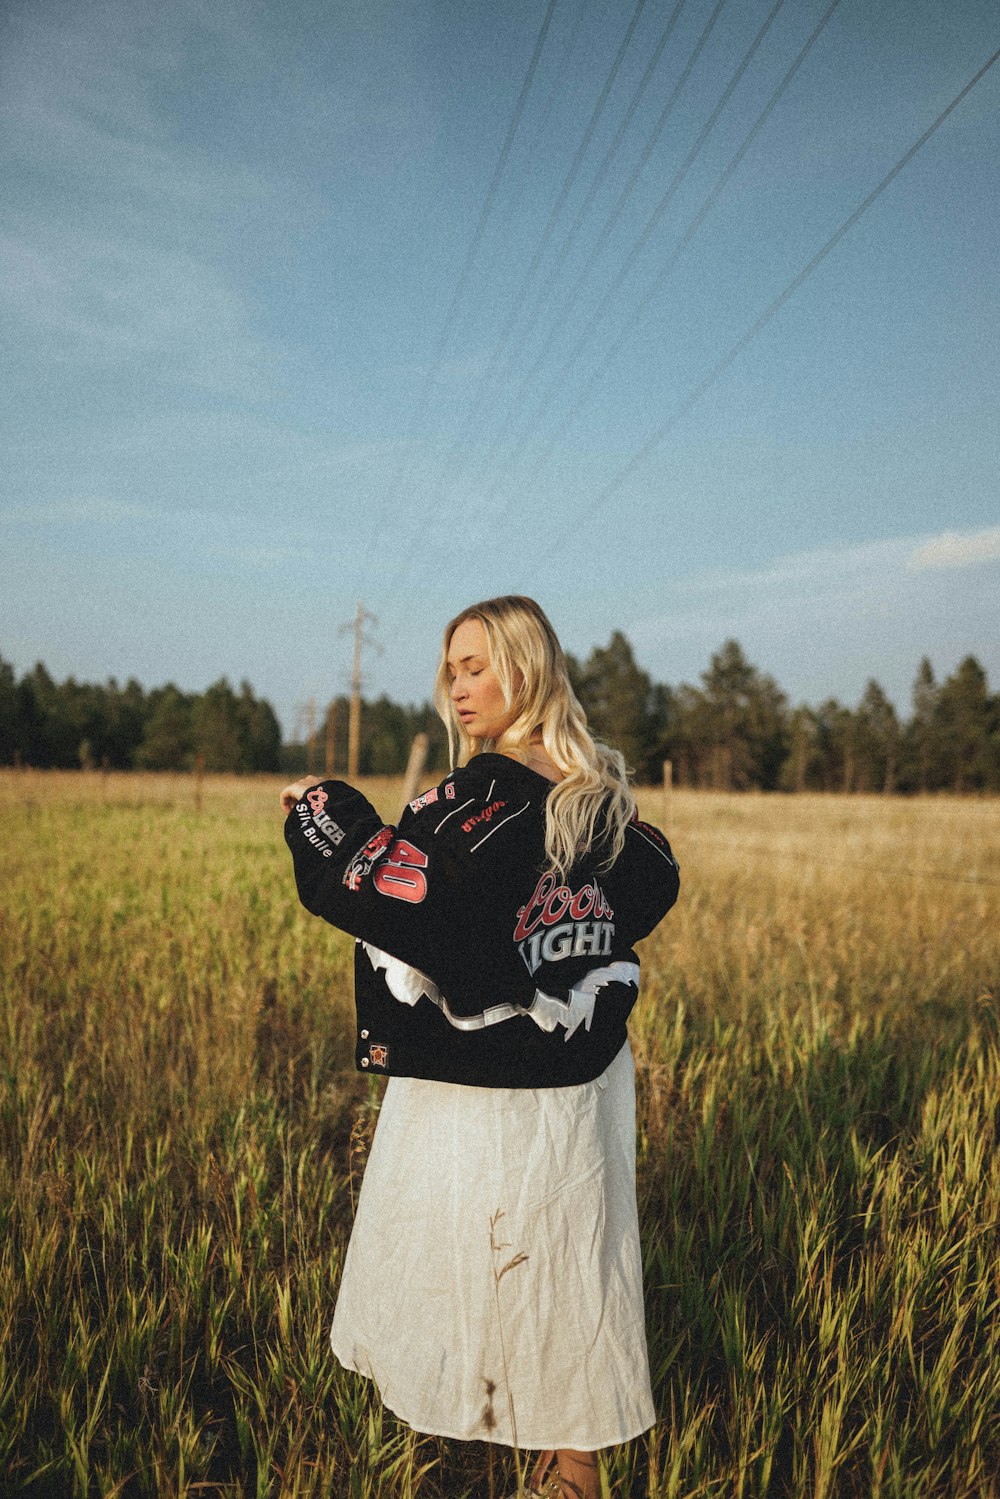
[463,751,558,792]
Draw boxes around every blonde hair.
[434,595,635,879]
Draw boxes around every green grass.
[1,771,998,1496]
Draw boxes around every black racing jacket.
[284,752,680,1088]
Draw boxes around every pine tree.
[855,680,900,793]
[575,631,658,780]
[909,657,939,792]
[936,656,994,791]
[137,686,194,770]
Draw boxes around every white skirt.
[330,1039,656,1452]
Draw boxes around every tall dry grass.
[0,771,998,1496]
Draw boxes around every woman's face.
[446,617,515,742]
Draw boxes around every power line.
[518,0,842,498]
[471,0,791,530]
[483,0,692,410]
[455,0,732,520]
[523,0,596,164]
[525,0,732,373]
[413,0,652,528]
[456,0,599,339]
[370,0,704,627]
[353,0,561,597]
[535,39,1000,560]
[369,0,661,627]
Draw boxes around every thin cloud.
[650,534,914,603]
[907,526,1000,572]
[628,528,999,699]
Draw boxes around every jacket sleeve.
[284,777,475,981]
[613,815,680,944]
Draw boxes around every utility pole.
[339,600,380,779]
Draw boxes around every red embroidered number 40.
[373,839,429,903]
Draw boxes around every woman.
[281,596,679,1498]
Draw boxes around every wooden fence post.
[662,759,673,828]
[306,698,316,777]
[325,702,336,779]
[194,753,205,814]
[400,733,430,816]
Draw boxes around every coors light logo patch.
[513,870,615,975]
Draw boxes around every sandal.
[504,1450,596,1497]
[502,1476,562,1497]
[504,1474,590,1498]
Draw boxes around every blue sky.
[2,0,998,735]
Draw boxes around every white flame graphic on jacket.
[362,944,638,1042]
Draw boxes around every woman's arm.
[282,777,469,984]
[606,815,680,945]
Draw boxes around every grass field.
[1,771,998,1497]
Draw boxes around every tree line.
[278,696,448,779]
[2,638,997,792]
[0,660,281,773]
[567,635,999,793]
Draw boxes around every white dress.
[330,1039,656,1452]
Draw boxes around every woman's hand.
[280,775,324,815]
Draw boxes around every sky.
[2,0,998,736]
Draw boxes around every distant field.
[1,771,998,1496]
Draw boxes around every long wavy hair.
[433,595,635,879]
